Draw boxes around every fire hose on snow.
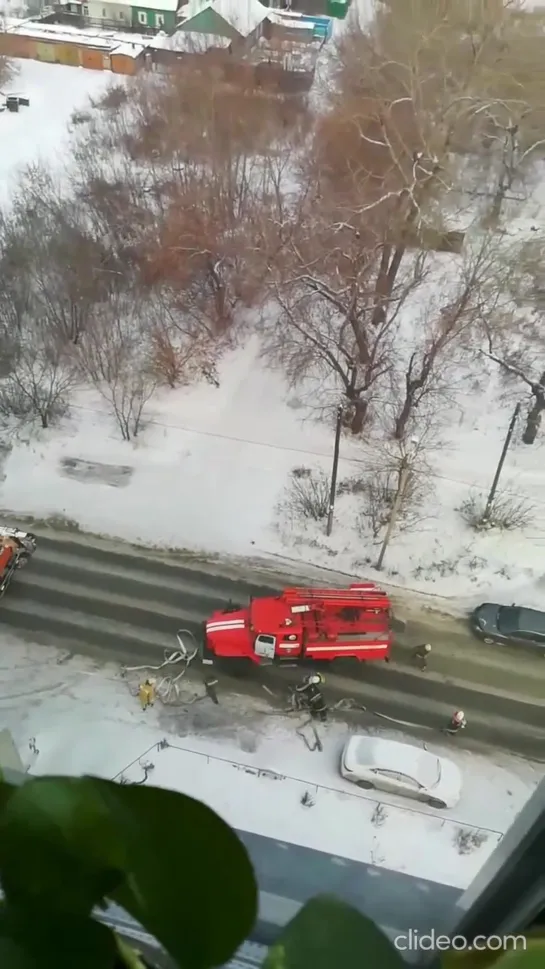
[122,629,199,705]
[331,697,437,731]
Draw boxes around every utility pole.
[375,455,411,571]
[326,404,344,537]
[483,401,521,521]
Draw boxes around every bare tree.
[79,297,157,441]
[0,322,79,430]
[482,341,545,445]
[0,166,122,372]
[392,238,506,440]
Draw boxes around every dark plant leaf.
[0,780,15,813]
[442,937,545,969]
[442,950,509,969]
[261,895,405,969]
[0,904,118,969]
[94,779,258,969]
[0,777,126,914]
[493,938,545,969]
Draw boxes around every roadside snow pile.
[1,636,540,891]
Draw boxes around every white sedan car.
[340,735,462,809]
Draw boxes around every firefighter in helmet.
[295,672,328,722]
[413,643,432,671]
[449,710,467,732]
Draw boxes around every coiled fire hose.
[122,629,199,704]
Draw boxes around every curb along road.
[0,531,544,759]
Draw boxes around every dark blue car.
[470,602,545,655]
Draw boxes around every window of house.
[102,7,106,16]
[155,13,164,26]
[82,4,89,13]
[137,10,147,24]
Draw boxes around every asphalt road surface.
[2,531,544,758]
[99,829,460,967]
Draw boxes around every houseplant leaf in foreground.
[0,777,126,914]
[96,778,258,969]
[0,905,119,969]
[442,934,545,969]
[262,895,405,969]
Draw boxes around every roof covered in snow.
[104,0,181,9]
[179,0,269,37]
[148,29,231,51]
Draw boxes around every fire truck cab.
[203,583,392,666]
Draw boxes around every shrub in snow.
[454,826,489,855]
[458,489,535,531]
[371,803,388,827]
[0,337,78,431]
[279,466,330,524]
[354,467,428,540]
[79,302,158,441]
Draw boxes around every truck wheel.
[357,780,375,790]
[224,658,252,678]
[427,798,446,809]
[333,657,361,676]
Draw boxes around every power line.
[67,400,545,512]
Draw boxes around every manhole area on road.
[59,457,133,488]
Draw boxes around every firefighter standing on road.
[413,643,432,671]
[139,678,157,711]
[295,673,328,722]
[449,710,467,732]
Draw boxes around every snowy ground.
[1,333,545,611]
[2,55,545,611]
[0,58,111,205]
[1,635,541,890]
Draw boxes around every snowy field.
[1,635,541,890]
[2,50,545,612]
[0,58,111,205]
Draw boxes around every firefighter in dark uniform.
[295,673,328,722]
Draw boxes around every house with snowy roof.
[59,0,182,33]
[177,0,270,48]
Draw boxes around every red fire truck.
[202,583,392,667]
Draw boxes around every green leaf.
[0,777,126,914]
[442,937,545,969]
[0,904,118,969]
[492,937,545,969]
[442,949,508,969]
[95,778,258,969]
[261,895,405,969]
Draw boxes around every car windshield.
[497,606,522,635]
